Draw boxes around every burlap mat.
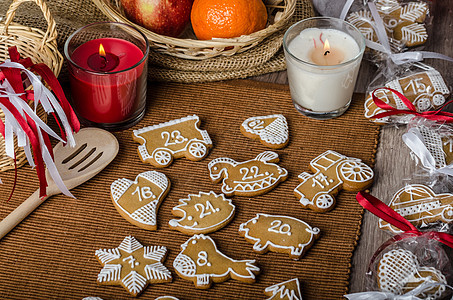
[0,80,380,299]
[0,0,314,82]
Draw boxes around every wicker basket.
[0,0,63,172]
[92,0,296,60]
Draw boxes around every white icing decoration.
[143,246,167,261]
[122,271,147,295]
[294,150,373,211]
[144,262,172,281]
[94,248,121,264]
[97,264,121,282]
[239,214,319,259]
[123,255,139,268]
[399,2,428,22]
[264,278,303,300]
[241,114,289,147]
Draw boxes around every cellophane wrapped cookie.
[364,63,450,124]
[365,233,452,299]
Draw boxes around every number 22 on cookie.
[195,200,219,218]
[268,220,292,236]
[240,166,266,180]
[161,130,188,146]
[132,186,156,202]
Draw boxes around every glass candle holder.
[283,17,365,120]
[64,22,149,131]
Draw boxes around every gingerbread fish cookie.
[111,171,170,230]
[133,115,212,168]
[365,69,449,123]
[173,234,260,289]
[264,278,303,300]
[239,214,320,260]
[377,249,447,299]
[95,236,172,297]
[169,191,235,235]
[294,150,374,212]
[379,184,453,233]
[240,114,289,149]
[208,151,288,197]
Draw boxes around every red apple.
[121,0,194,37]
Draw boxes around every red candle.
[68,37,147,125]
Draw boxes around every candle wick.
[324,50,330,56]
[100,55,107,69]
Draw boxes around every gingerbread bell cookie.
[264,278,303,300]
[169,191,235,235]
[240,114,289,149]
[173,234,260,289]
[95,236,172,297]
[132,115,212,168]
[208,151,288,197]
[111,171,170,230]
[239,214,320,260]
[294,150,374,212]
[377,249,447,299]
[379,184,453,233]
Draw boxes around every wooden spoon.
[0,127,119,239]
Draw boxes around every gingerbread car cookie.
[239,214,320,260]
[208,151,288,197]
[294,150,374,212]
[169,191,235,235]
[264,278,303,300]
[377,249,447,299]
[173,234,260,289]
[95,236,172,297]
[365,69,449,123]
[379,184,453,233]
[240,114,289,149]
[133,115,212,168]
[111,171,170,230]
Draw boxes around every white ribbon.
[402,128,453,176]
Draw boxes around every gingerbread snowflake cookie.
[208,151,288,197]
[95,236,172,297]
[294,150,374,212]
[240,114,289,149]
[173,234,260,289]
[133,115,212,168]
[264,278,303,300]
[111,171,170,230]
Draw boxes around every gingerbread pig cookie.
[133,115,212,168]
[169,191,235,235]
[377,249,447,299]
[240,114,289,149]
[208,151,288,197]
[294,150,374,212]
[95,236,172,297]
[111,171,170,230]
[173,234,260,289]
[365,69,449,123]
[239,214,320,260]
[379,184,453,233]
[264,278,303,300]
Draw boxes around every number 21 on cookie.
[132,186,156,202]
[194,200,219,218]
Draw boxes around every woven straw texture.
[0,0,314,83]
[0,80,380,299]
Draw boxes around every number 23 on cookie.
[132,186,156,202]
[161,130,188,146]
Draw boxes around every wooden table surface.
[253,0,453,295]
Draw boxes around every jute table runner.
[0,80,380,299]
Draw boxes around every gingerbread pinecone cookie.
[240,114,289,149]
[264,278,303,300]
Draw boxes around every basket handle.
[3,0,58,50]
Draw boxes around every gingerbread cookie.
[95,236,172,297]
[377,249,447,299]
[111,171,170,230]
[365,69,449,123]
[379,184,453,233]
[239,214,320,260]
[155,297,179,300]
[208,151,288,197]
[264,278,303,300]
[169,191,235,235]
[173,234,260,289]
[133,115,212,168]
[240,114,289,149]
[294,150,374,212]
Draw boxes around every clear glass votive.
[283,17,365,120]
[64,22,149,131]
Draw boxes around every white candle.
[284,19,365,118]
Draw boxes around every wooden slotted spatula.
[0,127,119,239]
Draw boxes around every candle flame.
[324,39,330,52]
[99,43,106,57]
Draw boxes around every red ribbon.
[371,87,453,123]
[356,191,453,249]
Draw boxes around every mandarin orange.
[191,0,268,40]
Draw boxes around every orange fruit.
[191,0,268,40]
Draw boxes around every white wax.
[286,28,362,112]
